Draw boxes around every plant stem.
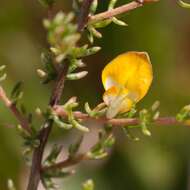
[54,105,179,126]
[89,0,158,23]
[77,0,94,33]
[0,86,31,134]
[42,154,87,171]
[27,1,94,189]
[47,4,54,21]
[26,66,69,190]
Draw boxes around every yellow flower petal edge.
[102,51,153,119]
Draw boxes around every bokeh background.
[0,0,190,189]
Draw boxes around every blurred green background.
[1,0,190,189]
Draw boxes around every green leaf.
[53,114,73,130]
[41,49,53,71]
[152,111,160,121]
[69,44,88,58]
[108,0,118,10]
[16,124,31,139]
[94,107,107,117]
[151,100,160,112]
[88,32,94,44]
[88,26,102,38]
[20,104,27,116]
[40,48,57,84]
[72,0,80,15]
[43,144,63,167]
[71,46,101,58]
[85,102,107,117]
[83,46,101,57]
[103,134,115,147]
[120,101,137,118]
[0,65,6,72]
[90,0,98,15]
[37,69,47,78]
[0,73,7,82]
[87,151,108,159]
[23,147,32,167]
[84,102,95,117]
[7,179,16,190]
[69,135,83,157]
[141,122,151,136]
[50,47,61,55]
[112,17,127,26]
[98,131,103,140]
[44,169,75,178]
[68,59,85,73]
[62,96,78,108]
[92,19,112,28]
[123,126,139,141]
[41,177,58,190]
[176,105,190,122]
[104,124,113,134]
[23,139,40,148]
[11,81,23,99]
[71,118,89,132]
[67,71,88,80]
[178,0,190,8]
[0,65,7,82]
[82,179,94,190]
[67,107,89,132]
[139,109,151,136]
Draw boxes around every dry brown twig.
[89,0,159,23]
[53,105,179,126]
[0,86,31,134]
[42,154,87,171]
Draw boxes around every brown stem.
[89,0,158,23]
[77,0,94,33]
[47,4,54,21]
[54,105,179,126]
[26,66,69,190]
[0,86,31,134]
[27,1,94,189]
[42,154,87,171]
[93,102,106,113]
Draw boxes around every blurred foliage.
[1,0,190,189]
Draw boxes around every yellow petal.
[102,51,153,118]
[102,51,153,102]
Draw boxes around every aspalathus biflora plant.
[0,0,189,189]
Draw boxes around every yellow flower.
[102,51,153,119]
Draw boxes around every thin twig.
[89,0,158,23]
[27,63,70,190]
[47,4,54,21]
[0,86,31,134]
[42,154,87,171]
[42,130,112,171]
[54,105,179,126]
[77,0,94,33]
[93,102,106,113]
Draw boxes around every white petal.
[105,77,118,90]
[106,93,128,119]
